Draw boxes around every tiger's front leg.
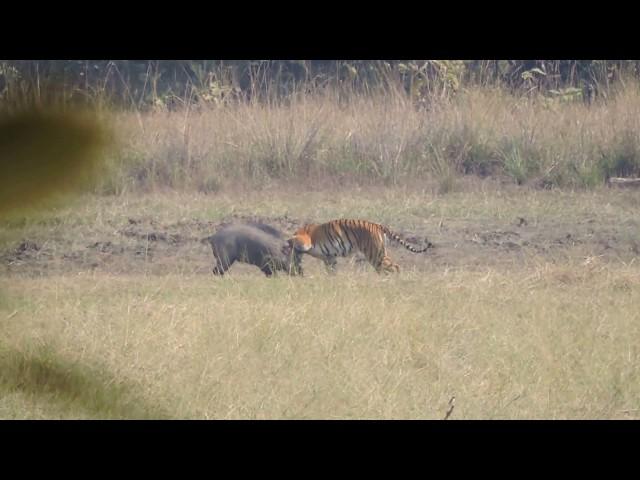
[323,255,338,274]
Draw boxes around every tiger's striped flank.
[288,219,434,274]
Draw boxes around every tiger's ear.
[287,238,294,247]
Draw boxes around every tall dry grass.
[2,261,640,419]
[98,80,640,194]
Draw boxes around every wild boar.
[202,223,302,277]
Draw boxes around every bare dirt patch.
[2,207,639,277]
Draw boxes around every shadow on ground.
[0,344,171,419]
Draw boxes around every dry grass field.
[3,73,640,419]
[2,187,640,419]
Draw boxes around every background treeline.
[2,60,638,108]
[3,60,640,192]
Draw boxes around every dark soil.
[2,212,639,276]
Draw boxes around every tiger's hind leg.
[368,240,400,274]
[381,256,400,274]
[374,249,400,274]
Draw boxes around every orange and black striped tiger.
[288,219,433,274]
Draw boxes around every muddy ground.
[2,211,639,277]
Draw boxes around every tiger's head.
[287,224,317,253]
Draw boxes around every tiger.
[287,219,434,274]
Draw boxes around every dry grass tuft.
[96,83,640,193]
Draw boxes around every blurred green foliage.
[0,109,108,217]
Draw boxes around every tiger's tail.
[382,226,434,253]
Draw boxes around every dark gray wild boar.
[201,223,302,277]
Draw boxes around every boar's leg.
[212,252,235,275]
